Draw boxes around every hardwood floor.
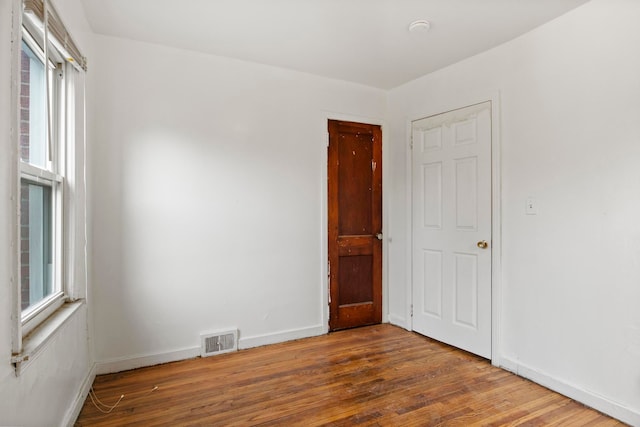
[75,324,625,426]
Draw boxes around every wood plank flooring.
[75,324,626,426]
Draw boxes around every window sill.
[11,300,85,376]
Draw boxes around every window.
[19,30,65,331]
[12,0,87,361]
[19,27,64,332]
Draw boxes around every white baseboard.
[96,346,200,375]
[499,357,640,426]
[63,362,96,427]
[239,325,325,349]
[387,315,409,330]
[493,354,518,372]
[94,325,326,375]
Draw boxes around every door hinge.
[326,132,330,147]
[327,260,331,303]
[410,304,413,317]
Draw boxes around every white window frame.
[18,22,67,337]
[10,0,86,374]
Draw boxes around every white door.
[412,102,492,358]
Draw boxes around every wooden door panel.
[328,120,382,331]
[338,255,373,304]
[338,131,373,235]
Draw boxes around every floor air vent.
[201,329,238,357]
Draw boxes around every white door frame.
[406,92,502,365]
[320,111,388,334]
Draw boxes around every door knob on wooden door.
[477,240,488,249]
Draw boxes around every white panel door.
[412,102,492,358]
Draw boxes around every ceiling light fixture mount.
[408,20,431,33]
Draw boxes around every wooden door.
[411,102,492,358]
[328,120,382,331]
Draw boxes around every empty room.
[0,0,639,425]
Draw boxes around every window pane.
[20,181,53,311]
[20,40,47,169]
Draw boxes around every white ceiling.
[80,0,590,89]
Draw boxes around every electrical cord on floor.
[88,387,124,414]
[88,385,158,415]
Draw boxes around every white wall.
[89,35,387,368]
[387,0,640,424]
[0,0,94,426]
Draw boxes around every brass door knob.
[477,240,488,249]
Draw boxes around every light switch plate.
[525,198,537,215]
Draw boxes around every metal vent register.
[200,329,238,357]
